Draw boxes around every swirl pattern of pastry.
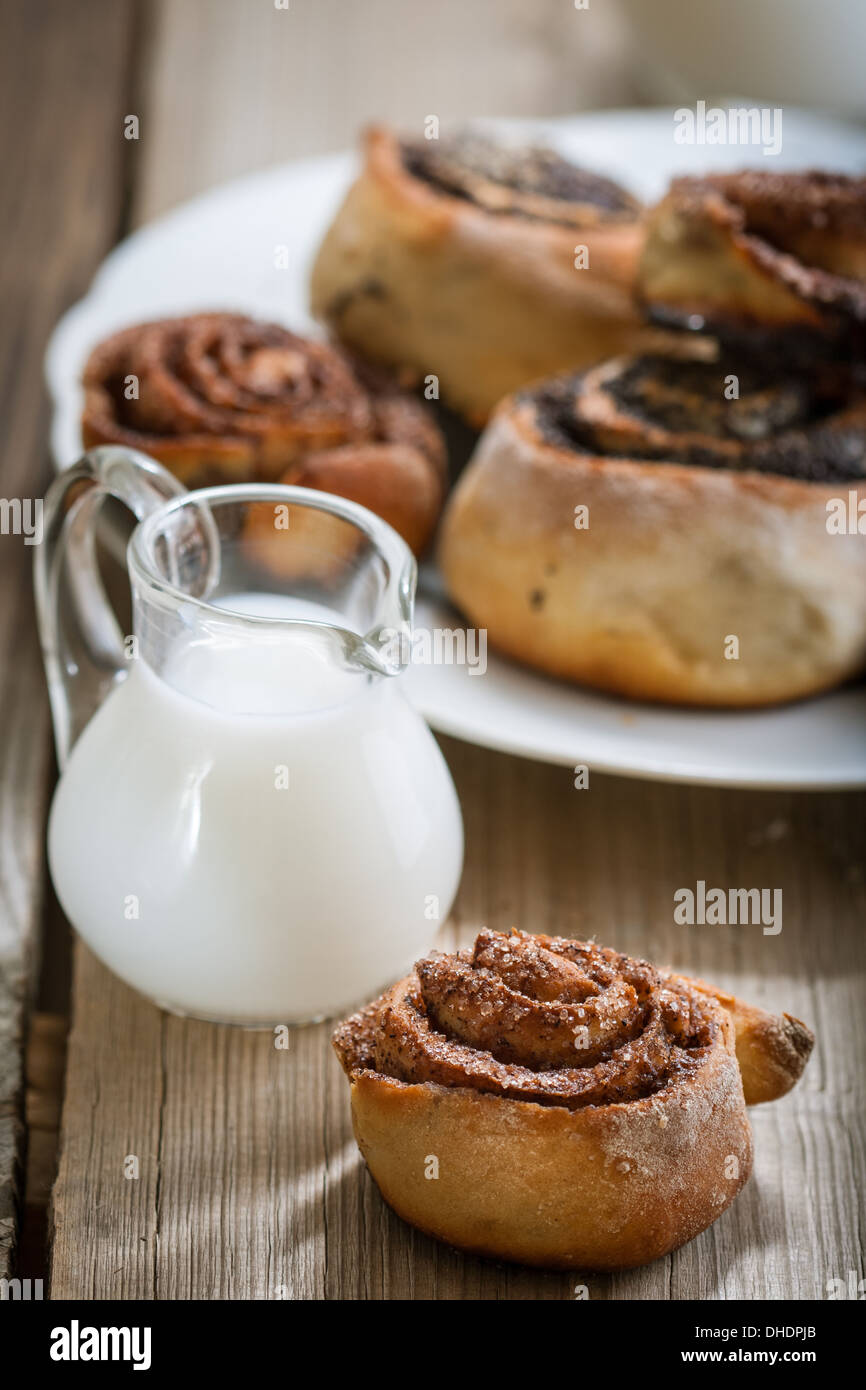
[81,313,446,553]
[439,355,866,705]
[401,131,640,227]
[639,171,866,359]
[355,930,719,1107]
[334,930,813,1270]
[541,353,866,484]
[311,126,649,424]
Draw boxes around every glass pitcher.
[35,447,463,1024]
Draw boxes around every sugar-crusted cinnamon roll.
[81,313,446,553]
[639,171,866,361]
[311,127,649,424]
[334,930,813,1270]
[439,353,866,706]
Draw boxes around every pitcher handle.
[34,446,186,769]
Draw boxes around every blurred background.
[62,0,866,221]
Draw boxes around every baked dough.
[82,312,446,554]
[310,127,649,424]
[438,354,866,706]
[333,930,813,1270]
[639,171,866,360]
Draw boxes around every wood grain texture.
[51,742,866,1300]
[41,0,866,1300]
[0,0,140,1278]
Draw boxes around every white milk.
[48,602,464,1023]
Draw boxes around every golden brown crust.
[639,171,866,357]
[438,359,866,706]
[332,930,802,1269]
[310,126,651,424]
[344,1062,750,1270]
[81,312,446,554]
[683,977,815,1106]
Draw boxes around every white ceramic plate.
[46,110,866,788]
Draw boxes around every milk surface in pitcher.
[47,590,463,1023]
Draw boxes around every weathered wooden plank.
[50,738,866,1299]
[50,946,164,1300]
[0,0,141,1279]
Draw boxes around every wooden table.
[2,0,864,1301]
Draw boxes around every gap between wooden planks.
[0,0,144,1279]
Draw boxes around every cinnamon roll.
[310,127,649,425]
[439,353,866,706]
[81,313,446,554]
[639,171,866,361]
[334,930,813,1270]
